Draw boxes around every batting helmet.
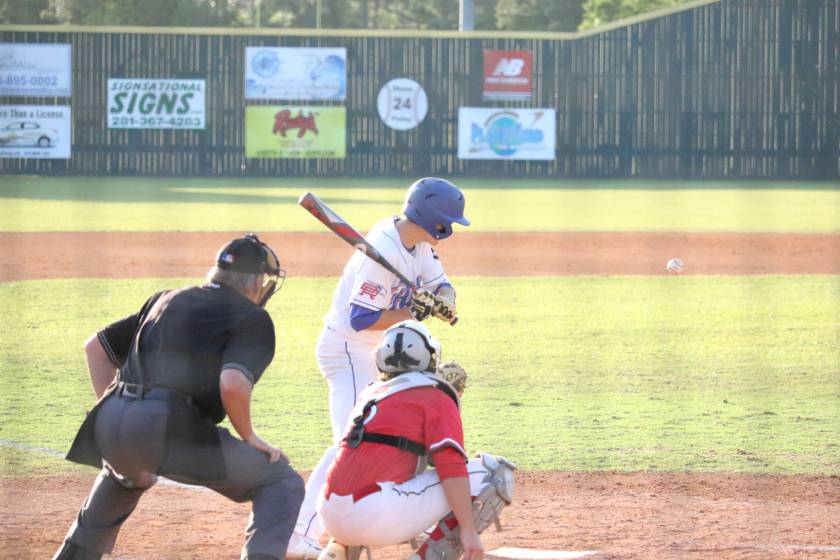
[403,177,470,240]
[215,233,286,306]
[375,320,441,375]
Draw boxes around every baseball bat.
[298,191,457,325]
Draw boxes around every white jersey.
[322,216,449,346]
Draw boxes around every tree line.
[2,0,695,32]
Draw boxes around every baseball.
[666,258,685,274]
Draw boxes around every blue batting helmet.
[402,177,470,240]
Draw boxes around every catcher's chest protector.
[344,372,460,456]
[356,372,460,412]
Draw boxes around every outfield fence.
[0,0,838,178]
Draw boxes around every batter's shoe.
[286,533,324,559]
[318,540,346,560]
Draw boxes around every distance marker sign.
[376,78,428,131]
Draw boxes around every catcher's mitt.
[436,361,468,395]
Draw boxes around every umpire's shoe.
[52,541,101,560]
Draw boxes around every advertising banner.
[245,47,346,101]
[376,78,428,131]
[458,107,555,161]
[245,106,346,159]
[107,79,206,129]
[0,43,72,97]
[482,50,532,101]
[0,105,71,159]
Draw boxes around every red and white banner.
[482,50,532,101]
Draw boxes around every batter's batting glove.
[409,288,435,321]
[432,295,457,324]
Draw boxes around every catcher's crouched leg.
[416,454,516,560]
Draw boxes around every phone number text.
[109,116,204,128]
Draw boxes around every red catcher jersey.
[325,387,466,497]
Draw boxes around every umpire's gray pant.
[62,393,305,560]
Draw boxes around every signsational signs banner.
[107,79,206,129]
[0,43,72,97]
[458,107,555,161]
[0,105,71,159]
[245,106,346,159]
[245,47,346,101]
[482,50,532,101]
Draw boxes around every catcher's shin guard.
[473,453,516,532]
[415,454,516,560]
[415,513,462,560]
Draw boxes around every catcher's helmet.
[403,177,470,240]
[216,233,286,305]
[375,320,441,375]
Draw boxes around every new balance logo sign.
[492,58,525,77]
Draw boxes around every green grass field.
[1,176,838,232]
[1,176,838,477]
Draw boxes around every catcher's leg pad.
[473,453,517,533]
[416,454,517,560]
[414,513,461,560]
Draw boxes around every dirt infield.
[1,231,838,281]
[3,229,839,559]
[3,471,838,560]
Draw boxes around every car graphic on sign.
[0,121,60,148]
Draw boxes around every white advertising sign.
[107,79,206,129]
[0,105,71,159]
[458,107,556,161]
[245,47,346,101]
[376,78,428,131]
[0,43,72,97]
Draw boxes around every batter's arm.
[84,334,118,399]
[364,308,414,330]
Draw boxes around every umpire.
[52,234,305,560]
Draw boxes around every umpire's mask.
[216,233,286,307]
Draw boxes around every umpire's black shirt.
[97,283,275,423]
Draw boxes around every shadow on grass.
[1,176,836,205]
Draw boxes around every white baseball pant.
[295,326,379,540]
[316,458,492,547]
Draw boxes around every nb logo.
[492,58,525,77]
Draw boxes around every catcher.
[314,320,515,560]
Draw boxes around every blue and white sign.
[0,44,72,97]
[0,105,71,159]
[458,107,556,160]
[245,47,346,101]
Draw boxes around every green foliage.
[579,0,694,30]
[0,0,709,30]
[0,0,57,24]
[1,275,838,475]
[495,0,583,32]
[63,0,245,27]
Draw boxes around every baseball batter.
[288,178,469,557]
[315,321,515,560]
